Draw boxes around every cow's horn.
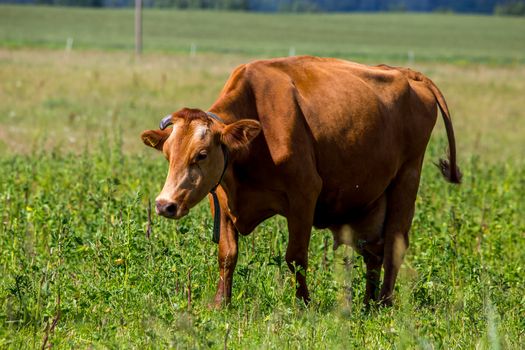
[159,114,173,130]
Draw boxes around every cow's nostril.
[156,200,178,217]
[165,203,177,215]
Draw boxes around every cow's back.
[244,56,439,226]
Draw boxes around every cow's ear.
[141,129,170,151]
[221,119,261,151]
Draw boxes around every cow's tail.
[426,79,462,184]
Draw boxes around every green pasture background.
[1,5,525,63]
[0,5,524,349]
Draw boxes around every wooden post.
[135,0,142,56]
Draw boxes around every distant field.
[1,5,525,63]
[1,49,524,162]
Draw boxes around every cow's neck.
[216,139,284,235]
[217,151,241,222]
[208,99,275,233]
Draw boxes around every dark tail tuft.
[436,158,462,184]
[425,77,462,185]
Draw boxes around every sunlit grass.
[0,137,523,348]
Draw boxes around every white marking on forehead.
[167,120,182,139]
[193,124,208,141]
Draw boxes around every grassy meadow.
[1,5,524,349]
[1,5,525,63]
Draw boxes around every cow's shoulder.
[219,63,248,95]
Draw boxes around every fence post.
[135,0,143,56]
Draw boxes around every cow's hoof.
[209,295,230,310]
[295,294,311,307]
[363,298,380,311]
[208,301,221,310]
[378,296,393,307]
[209,300,228,310]
[294,284,310,305]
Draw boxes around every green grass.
[1,136,523,348]
[1,5,525,63]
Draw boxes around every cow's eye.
[196,151,207,161]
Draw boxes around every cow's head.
[141,108,260,219]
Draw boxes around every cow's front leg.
[213,213,239,308]
[285,214,313,304]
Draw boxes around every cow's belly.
[313,161,396,229]
[303,89,423,227]
[312,118,402,228]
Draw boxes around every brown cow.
[141,56,461,307]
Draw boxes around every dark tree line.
[3,0,525,15]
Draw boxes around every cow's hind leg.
[379,158,423,306]
[331,195,386,305]
[363,244,383,306]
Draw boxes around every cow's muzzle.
[155,199,190,219]
[156,199,177,218]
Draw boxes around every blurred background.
[2,0,525,14]
[0,2,524,159]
